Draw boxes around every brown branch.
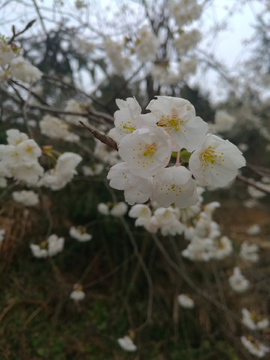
[79,121,118,150]
[237,175,270,195]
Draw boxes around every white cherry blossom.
[110,202,128,217]
[70,290,86,301]
[10,56,43,83]
[189,134,246,187]
[118,127,172,178]
[241,336,270,358]
[70,284,85,302]
[109,97,156,143]
[0,39,17,65]
[97,203,109,215]
[6,129,28,145]
[47,234,65,257]
[117,335,137,352]
[69,226,92,242]
[146,96,208,151]
[247,224,261,235]
[177,294,195,308]
[182,236,214,261]
[152,166,198,208]
[12,190,39,206]
[240,241,259,262]
[107,162,153,205]
[135,26,159,62]
[228,267,249,293]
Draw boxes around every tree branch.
[79,121,118,150]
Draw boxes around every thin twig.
[237,175,270,194]
[79,121,118,150]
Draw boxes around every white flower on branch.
[242,308,269,331]
[110,202,128,217]
[97,203,109,215]
[170,0,202,27]
[82,164,104,176]
[247,224,261,235]
[69,226,92,242]
[241,336,270,358]
[228,267,249,293]
[177,294,195,308]
[117,335,137,352]
[118,127,172,178]
[152,166,198,208]
[103,37,130,75]
[182,236,214,262]
[240,241,259,262]
[40,115,80,142]
[213,110,236,133]
[173,29,201,54]
[70,284,85,302]
[39,152,82,190]
[107,162,153,205]
[0,39,17,66]
[6,129,28,145]
[146,96,208,152]
[135,26,159,62]
[65,99,89,126]
[12,190,39,206]
[109,97,156,144]
[189,134,246,187]
[10,56,43,83]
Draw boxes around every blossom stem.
[175,151,180,167]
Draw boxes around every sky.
[0,0,265,103]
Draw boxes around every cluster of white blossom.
[39,152,82,190]
[0,129,44,186]
[12,190,39,206]
[40,115,80,142]
[179,59,198,80]
[178,294,195,308]
[98,202,128,217]
[70,284,86,302]
[0,39,42,83]
[65,99,89,126]
[242,309,269,330]
[173,29,201,54]
[208,110,236,134]
[169,0,202,27]
[82,163,104,176]
[107,96,245,208]
[247,224,261,235]
[150,63,181,86]
[228,267,249,293]
[30,234,64,258]
[135,26,159,62]
[240,241,259,262]
[117,335,137,352]
[69,226,92,242]
[103,37,130,75]
[241,336,270,358]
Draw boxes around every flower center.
[143,143,156,157]
[200,147,225,174]
[200,147,217,164]
[157,115,183,131]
